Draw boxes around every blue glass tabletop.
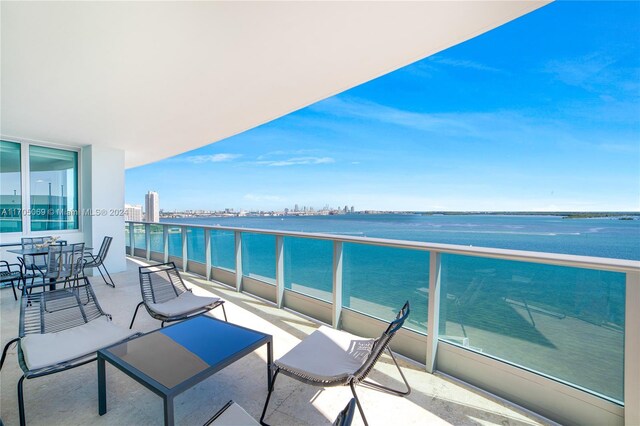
[104,316,270,389]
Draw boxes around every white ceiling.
[1,1,549,169]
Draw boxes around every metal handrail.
[125,220,640,273]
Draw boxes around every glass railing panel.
[211,230,235,271]
[187,227,205,264]
[342,243,429,333]
[242,233,275,285]
[149,224,164,253]
[125,224,130,249]
[439,253,625,402]
[167,226,183,259]
[284,237,332,302]
[133,224,145,250]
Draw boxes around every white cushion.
[148,291,221,317]
[21,317,137,371]
[211,402,259,426]
[275,326,375,382]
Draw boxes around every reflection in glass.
[439,254,625,402]
[133,224,145,249]
[29,145,78,231]
[342,243,429,333]
[284,237,332,301]
[150,224,164,253]
[242,233,275,284]
[0,141,22,233]
[211,230,235,271]
[168,226,183,258]
[187,227,205,263]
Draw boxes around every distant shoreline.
[160,211,640,220]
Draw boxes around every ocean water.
[130,214,639,401]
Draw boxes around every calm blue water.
[130,214,639,401]
[162,214,640,260]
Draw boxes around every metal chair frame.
[260,301,411,426]
[83,236,115,287]
[129,262,227,329]
[0,260,24,301]
[0,277,140,426]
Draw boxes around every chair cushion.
[21,317,137,371]
[148,291,221,317]
[275,326,375,382]
[210,402,259,426]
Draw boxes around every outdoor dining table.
[7,244,93,290]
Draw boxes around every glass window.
[29,145,78,231]
[0,141,22,233]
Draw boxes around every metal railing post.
[163,225,169,263]
[181,227,188,271]
[205,229,212,281]
[332,241,343,329]
[276,236,285,308]
[128,222,135,256]
[625,271,640,426]
[426,251,441,373]
[234,231,243,292]
[144,223,151,260]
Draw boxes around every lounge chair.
[83,236,115,287]
[207,398,357,426]
[260,302,411,426]
[129,262,227,329]
[0,277,139,426]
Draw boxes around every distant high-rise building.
[343,205,349,213]
[145,191,160,222]
[124,204,143,222]
[350,206,355,213]
[294,204,299,212]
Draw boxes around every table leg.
[267,340,273,390]
[164,396,175,426]
[98,355,107,415]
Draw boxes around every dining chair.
[83,236,115,287]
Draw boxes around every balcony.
[0,257,552,425]
[121,220,639,426]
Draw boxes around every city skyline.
[126,2,640,212]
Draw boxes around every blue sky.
[126,1,640,212]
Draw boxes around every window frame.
[1,138,82,236]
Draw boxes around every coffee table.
[97,315,273,426]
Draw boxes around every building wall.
[82,145,127,273]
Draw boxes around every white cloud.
[183,154,241,164]
[257,149,321,160]
[256,156,335,167]
[428,56,504,73]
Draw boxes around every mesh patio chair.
[129,262,227,329]
[38,243,86,290]
[18,237,50,285]
[260,302,411,426]
[0,276,139,426]
[206,398,356,426]
[83,236,115,287]
[0,260,24,301]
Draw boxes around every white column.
[163,225,169,263]
[234,231,243,292]
[181,227,188,271]
[426,251,441,373]
[205,229,212,281]
[625,271,640,426]
[332,241,343,329]
[145,223,151,260]
[81,145,127,273]
[276,236,285,308]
